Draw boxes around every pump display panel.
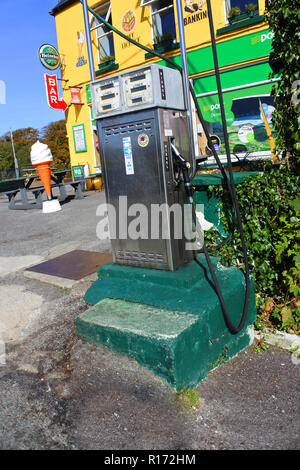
[122,68,153,108]
[93,77,121,115]
[91,64,185,119]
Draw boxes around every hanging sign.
[44,74,68,112]
[70,87,82,104]
[39,44,60,70]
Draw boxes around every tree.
[0,121,70,176]
[1,127,40,171]
[265,0,300,171]
[40,120,70,169]
[0,136,14,171]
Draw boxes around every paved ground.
[0,190,299,450]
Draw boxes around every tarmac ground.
[0,189,299,450]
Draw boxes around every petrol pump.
[90,64,195,272]
[76,0,257,390]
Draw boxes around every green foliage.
[205,164,300,334]
[0,121,70,176]
[254,338,269,354]
[264,0,300,170]
[229,6,241,17]
[101,55,115,63]
[0,137,14,171]
[245,3,258,13]
[177,388,201,409]
[40,120,70,170]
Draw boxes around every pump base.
[77,255,256,390]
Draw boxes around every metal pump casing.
[91,64,194,271]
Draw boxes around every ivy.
[264,0,300,171]
[205,164,300,334]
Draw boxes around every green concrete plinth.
[77,255,256,390]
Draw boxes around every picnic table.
[0,170,92,210]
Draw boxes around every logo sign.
[238,125,254,143]
[183,0,207,25]
[121,10,136,33]
[39,44,60,70]
[76,30,87,67]
[70,87,82,105]
[138,133,149,147]
[207,134,221,153]
[44,74,68,112]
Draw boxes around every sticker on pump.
[138,133,149,147]
[122,137,134,175]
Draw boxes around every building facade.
[50,0,276,173]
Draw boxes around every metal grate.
[116,249,167,268]
[104,121,153,138]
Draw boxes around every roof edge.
[49,0,78,16]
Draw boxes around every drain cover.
[26,250,113,280]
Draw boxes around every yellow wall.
[53,0,268,174]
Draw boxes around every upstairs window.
[150,0,176,44]
[226,0,258,18]
[90,2,115,64]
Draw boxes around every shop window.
[150,0,177,46]
[91,2,115,65]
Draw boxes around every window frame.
[90,2,115,64]
[149,0,176,44]
[225,0,258,21]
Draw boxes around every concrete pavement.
[0,189,299,450]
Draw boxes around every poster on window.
[198,85,276,156]
[72,124,87,153]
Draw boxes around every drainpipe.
[82,0,95,82]
[175,0,196,177]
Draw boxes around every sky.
[0,0,63,136]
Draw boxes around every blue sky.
[0,1,63,136]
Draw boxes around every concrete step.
[76,297,253,391]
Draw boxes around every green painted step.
[84,255,257,341]
[76,299,208,390]
[78,255,257,390]
[76,298,254,391]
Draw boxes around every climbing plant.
[205,164,300,334]
[264,0,300,170]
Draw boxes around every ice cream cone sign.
[30,141,61,213]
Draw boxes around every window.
[90,2,115,64]
[226,0,258,15]
[150,0,176,43]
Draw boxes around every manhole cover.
[26,250,113,280]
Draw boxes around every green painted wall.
[159,28,274,75]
